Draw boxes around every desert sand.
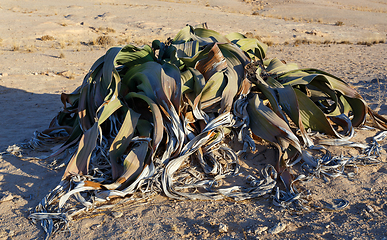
[0,0,387,239]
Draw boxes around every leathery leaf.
[125,92,164,152]
[109,108,141,180]
[247,94,301,153]
[278,68,367,126]
[276,86,314,147]
[62,122,99,180]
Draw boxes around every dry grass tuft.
[171,224,178,233]
[40,35,55,41]
[133,38,149,46]
[57,70,75,79]
[263,40,274,46]
[105,27,116,33]
[293,38,314,45]
[357,38,386,46]
[323,39,332,44]
[357,41,372,46]
[338,40,351,44]
[94,36,115,46]
[117,36,131,46]
[344,5,387,14]
[335,21,344,26]
[26,45,37,52]
[74,42,81,52]
[293,39,302,45]
[244,32,263,41]
[11,42,20,51]
[58,39,67,49]
[97,27,116,34]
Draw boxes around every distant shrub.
[335,21,344,26]
[40,35,55,41]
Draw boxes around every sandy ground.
[0,0,387,239]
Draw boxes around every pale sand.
[0,0,386,239]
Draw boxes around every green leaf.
[125,92,164,152]
[97,96,124,126]
[62,122,99,180]
[255,82,288,122]
[294,88,340,136]
[173,41,199,58]
[102,47,123,93]
[196,71,227,112]
[235,38,267,61]
[193,27,230,43]
[247,94,301,153]
[225,32,246,43]
[109,108,141,180]
[218,43,251,70]
[265,58,299,75]
[181,68,206,108]
[172,25,194,43]
[276,86,314,147]
[179,43,216,69]
[278,68,367,126]
[78,84,94,131]
[115,44,156,68]
[105,137,149,190]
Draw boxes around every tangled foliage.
[29,24,387,239]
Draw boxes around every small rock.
[361,209,372,219]
[219,223,228,233]
[366,205,374,213]
[111,211,123,218]
[57,70,74,79]
[0,229,14,238]
[8,230,15,237]
[306,30,318,35]
[268,222,287,234]
[254,226,268,235]
[6,145,22,157]
[90,224,102,230]
[0,72,8,77]
[0,194,14,203]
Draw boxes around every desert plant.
[335,21,344,26]
[90,35,115,46]
[11,42,20,51]
[29,24,387,239]
[40,35,55,41]
[59,51,65,58]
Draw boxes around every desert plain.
[0,0,387,239]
